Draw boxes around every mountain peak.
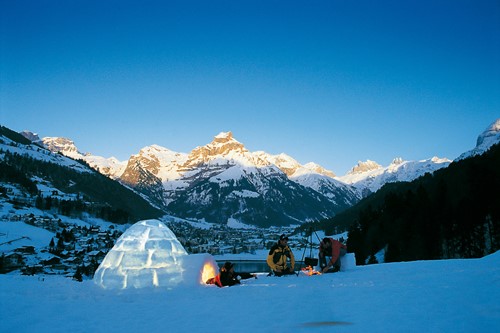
[210,131,243,148]
[138,144,175,156]
[182,132,251,169]
[457,118,500,161]
[206,131,245,153]
[42,137,81,158]
[214,131,234,141]
[303,162,336,178]
[20,130,41,142]
[348,160,382,175]
[477,118,500,147]
[390,157,404,165]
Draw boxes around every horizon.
[1,1,499,175]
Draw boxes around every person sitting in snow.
[207,261,257,287]
[318,237,347,273]
[267,234,295,276]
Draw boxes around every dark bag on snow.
[305,257,318,266]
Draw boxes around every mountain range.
[0,125,163,223]
[10,118,500,227]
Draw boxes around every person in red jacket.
[206,262,257,287]
[318,237,347,273]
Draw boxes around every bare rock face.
[348,160,382,175]
[20,130,41,142]
[181,131,255,170]
[34,130,361,227]
[42,137,80,158]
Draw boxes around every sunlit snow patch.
[93,219,218,290]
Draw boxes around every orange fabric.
[214,274,223,288]
[320,238,347,266]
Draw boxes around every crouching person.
[267,234,295,276]
[207,261,257,287]
[319,237,347,273]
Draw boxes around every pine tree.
[73,266,83,282]
[56,237,64,251]
[49,238,55,252]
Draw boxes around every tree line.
[0,148,163,223]
[315,144,500,264]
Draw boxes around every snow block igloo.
[93,219,218,290]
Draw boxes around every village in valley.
[0,209,300,280]
[0,174,304,281]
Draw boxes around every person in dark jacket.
[266,234,295,276]
[207,262,257,287]
[318,237,347,273]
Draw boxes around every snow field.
[1,251,498,333]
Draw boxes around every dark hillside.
[317,144,500,264]
[0,149,164,223]
[0,125,32,145]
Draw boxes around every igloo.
[93,219,219,290]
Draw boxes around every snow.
[0,221,54,252]
[338,157,451,192]
[226,218,257,229]
[1,251,498,332]
[209,165,245,183]
[228,190,260,199]
[0,138,92,173]
[215,131,236,140]
[457,118,500,161]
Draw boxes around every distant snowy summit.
[17,119,500,226]
[456,118,500,161]
[20,130,41,143]
[20,129,360,226]
[337,118,500,194]
[41,137,80,159]
[21,129,454,198]
[338,156,452,194]
[21,133,128,179]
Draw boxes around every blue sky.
[1,0,499,175]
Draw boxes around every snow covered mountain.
[17,118,500,227]
[119,145,188,207]
[338,156,452,194]
[121,132,359,227]
[30,130,360,227]
[38,135,127,179]
[3,129,93,174]
[338,118,500,195]
[456,118,500,161]
[1,125,162,223]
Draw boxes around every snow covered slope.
[30,130,360,227]
[1,131,93,174]
[19,118,500,226]
[1,251,498,332]
[340,118,500,194]
[1,126,163,224]
[35,135,127,179]
[338,157,452,194]
[163,132,356,227]
[457,118,500,161]
[48,139,127,179]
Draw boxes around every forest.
[0,148,163,224]
[335,143,500,264]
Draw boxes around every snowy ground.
[1,252,498,333]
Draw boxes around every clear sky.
[1,0,499,175]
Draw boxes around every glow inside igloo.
[94,219,191,289]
